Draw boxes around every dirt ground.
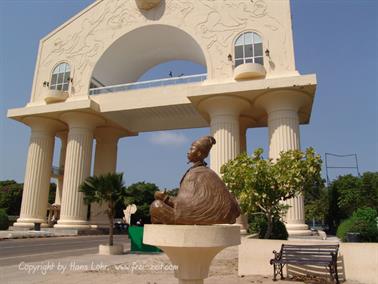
[0,245,363,284]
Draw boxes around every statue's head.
[187,136,216,163]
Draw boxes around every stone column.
[199,96,250,175]
[239,125,247,154]
[14,117,64,228]
[90,127,124,228]
[236,117,253,234]
[199,96,250,234]
[55,112,104,229]
[54,132,67,206]
[257,90,311,236]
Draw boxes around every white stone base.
[54,220,90,229]
[143,224,241,284]
[14,217,46,229]
[286,223,312,236]
[13,222,35,229]
[98,244,124,255]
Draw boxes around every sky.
[0,0,377,190]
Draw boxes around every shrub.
[350,207,378,242]
[337,207,378,242]
[258,217,288,240]
[247,213,266,234]
[0,180,23,216]
[0,208,10,230]
[336,218,354,241]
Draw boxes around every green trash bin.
[128,226,161,253]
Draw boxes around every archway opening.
[116,59,207,191]
[90,24,207,93]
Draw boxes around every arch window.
[50,63,71,91]
[234,32,263,67]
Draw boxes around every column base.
[41,223,50,228]
[286,223,312,236]
[14,217,46,229]
[13,222,34,229]
[54,220,90,229]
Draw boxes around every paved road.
[0,235,130,266]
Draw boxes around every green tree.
[326,172,378,233]
[0,180,23,215]
[0,209,10,230]
[0,181,58,216]
[336,175,362,215]
[360,172,378,209]
[221,148,322,239]
[80,173,127,246]
[305,185,328,225]
[124,182,159,224]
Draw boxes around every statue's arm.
[154,191,175,207]
[163,195,175,207]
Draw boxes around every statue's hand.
[154,191,166,201]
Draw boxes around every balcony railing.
[89,73,207,95]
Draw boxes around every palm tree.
[80,172,126,246]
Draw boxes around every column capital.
[94,127,126,144]
[239,115,255,130]
[56,131,68,142]
[255,90,311,114]
[60,112,105,130]
[22,116,66,134]
[198,96,251,117]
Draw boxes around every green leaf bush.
[258,217,288,240]
[337,207,378,242]
[336,218,354,242]
[222,148,322,239]
[0,208,10,230]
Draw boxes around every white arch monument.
[8,0,316,236]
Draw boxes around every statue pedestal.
[143,224,241,284]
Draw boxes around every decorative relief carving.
[107,0,144,39]
[250,0,268,18]
[37,0,290,98]
[165,1,194,26]
[42,6,112,94]
[193,0,269,77]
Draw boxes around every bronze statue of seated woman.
[150,136,240,225]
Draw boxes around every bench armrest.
[270,249,282,264]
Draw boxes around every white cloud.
[149,131,189,146]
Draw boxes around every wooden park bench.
[270,244,340,283]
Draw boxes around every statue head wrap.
[192,136,216,159]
